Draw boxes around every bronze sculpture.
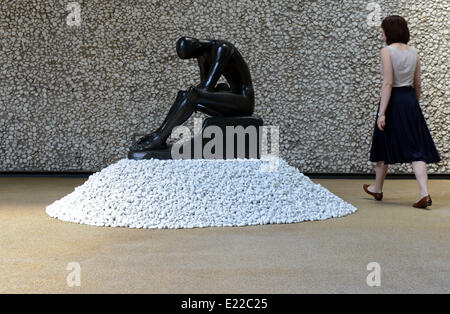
[129,37,256,152]
[128,37,263,160]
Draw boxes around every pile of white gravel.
[46,158,357,229]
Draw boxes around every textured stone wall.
[0,0,448,173]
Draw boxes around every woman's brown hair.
[381,15,410,45]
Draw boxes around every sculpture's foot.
[128,146,173,160]
[129,132,167,152]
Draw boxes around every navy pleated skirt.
[370,86,441,165]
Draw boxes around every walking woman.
[363,15,441,209]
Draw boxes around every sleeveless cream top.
[380,45,418,87]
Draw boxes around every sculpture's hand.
[195,82,213,92]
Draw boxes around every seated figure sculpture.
[129,37,256,154]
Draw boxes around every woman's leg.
[369,161,388,193]
[412,161,429,198]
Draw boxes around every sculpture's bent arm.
[203,43,233,90]
[197,57,209,83]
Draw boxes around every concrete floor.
[0,176,449,294]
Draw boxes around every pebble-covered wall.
[0,0,448,173]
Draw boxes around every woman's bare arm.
[413,53,422,101]
[379,47,393,116]
[376,47,393,131]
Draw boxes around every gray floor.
[0,177,449,293]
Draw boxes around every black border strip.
[0,172,93,178]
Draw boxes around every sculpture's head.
[176,37,203,59]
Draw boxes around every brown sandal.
[413,195,432,209]
[363,184,383,201]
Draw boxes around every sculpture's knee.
[177,90,188,98]
[175,90,188,103]
[186,86,201,102]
